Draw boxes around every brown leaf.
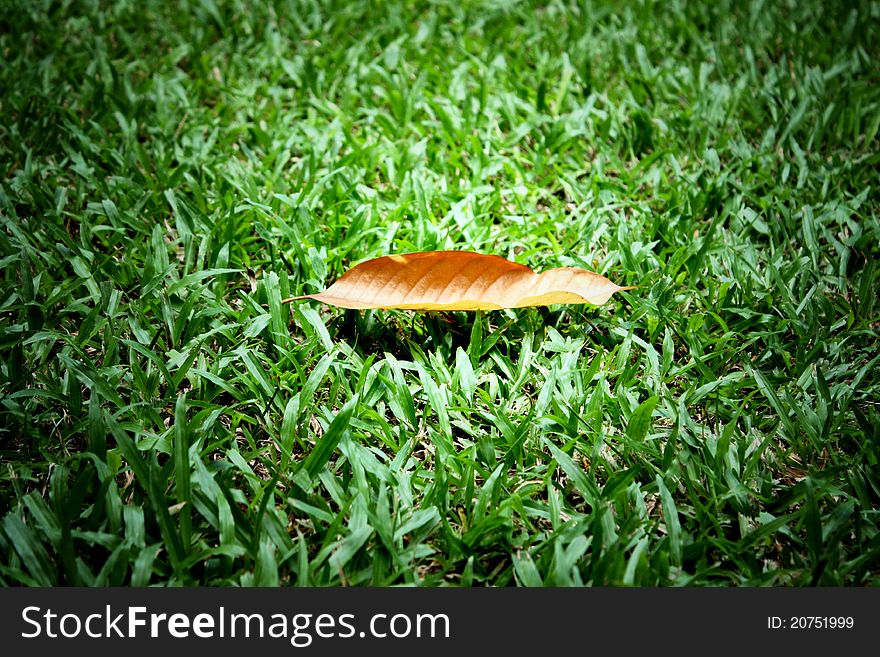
[286,251,633,311]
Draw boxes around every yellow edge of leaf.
[513,291,606,307]
[282,283,637,310]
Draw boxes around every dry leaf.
[286,251,632,311]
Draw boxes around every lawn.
[1,0,878,586]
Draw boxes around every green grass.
[1,0,878,586]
